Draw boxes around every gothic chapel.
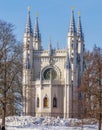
[22,8,85,118]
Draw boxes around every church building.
[22,8,85,118]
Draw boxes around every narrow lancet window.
[43,97,48,108]
[53,97,57,108]
[37,97,39,108]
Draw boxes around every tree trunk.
[2,103,6,126]
[98,113,101,130]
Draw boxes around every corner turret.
[77,12,85,75]
[22,6,33,116]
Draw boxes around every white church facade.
[22,8,85,118]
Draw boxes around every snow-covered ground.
[1,116,101,130]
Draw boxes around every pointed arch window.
[37,97,39,108]
[53,97,57,108]
[43,68,57,80]
[43,97,48,108]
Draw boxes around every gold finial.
[71,6,75,11]
[28,6,30,12]
[36,11,38,17]
[78,11,81,16]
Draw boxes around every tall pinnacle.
[68,9,76,35]
[48,37,52,56]
[34,13,41,40]
[25,6,33,35]
[77,12,84,39]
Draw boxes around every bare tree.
[80,46,102,130]
[0,20,22,125]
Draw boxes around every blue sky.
[0,0,102,50]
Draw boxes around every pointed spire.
[65,50,71,69]
[25,6,33,35]
[34,13,41,40]
[68,8,76,34]
[77,12,84,39]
